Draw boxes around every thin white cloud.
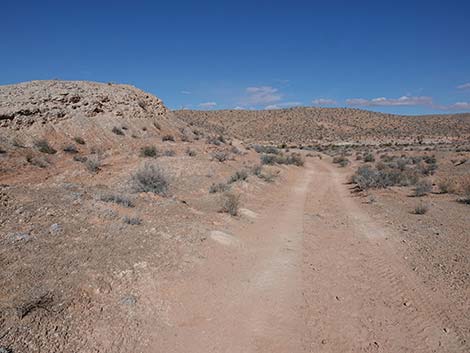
[312,98,337,106]
[457,83,470,90]
[449,102,470,109]
[181,90,191,95]
[244,86,282,105]
[198,102,217,108]
[264,102,302,110]
[346,96,433,107]
[233,106,244,110]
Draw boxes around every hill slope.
[174,107,470,145]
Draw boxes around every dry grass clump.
[219,192,240,216]
[131,163,169,196]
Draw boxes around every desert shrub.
[209,182,230,193]
[413,180,432,197]
[186,148,197,157]
[206,135,226,145]
[140,145,159,157]
[251,164,263,176]
[34,139,56,154]
[73,155,87,163]
[112,127,125,136]
[63,144,78,153]
[260,153,304,166]
[123,216,142,225]
[363,153,375,162]
[131,163,169,196]
[162,149,176,157]
[458,176,470,204]
[332,156,348,165]
[254,145,280,154]
[220,192,240,216]
[286,153,304,166]
[213,150,229,162]
[258,171,276,182]
[162,134,175,142]
[231,146,242,155]
[26,153,49,168]
[228,169,249,184]
[413,203,429,215]
[100,193,134,207]
[85,155,101,173]
[437,177,458,194]
[260,154,277,165]
[73,137,85,145]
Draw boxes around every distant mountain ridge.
[174,107,470,145]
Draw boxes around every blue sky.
[2,0,470,114]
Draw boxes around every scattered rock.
[49,223,62,234]
[121,295,137,305]
[210,230,240,246]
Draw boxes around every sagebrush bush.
[363,153,375,162]
[163,149,176,157]
[209,182,230,193]
[414,203,429,215]
[260,153,304,166]
[213,150,229,162]
[85,155,101,173]
[73,137,85,145]
[254,145,280,154]
[162,134,175,142]
[413,180,432,197]
[131,163,169,196]
[34,139,57,154]
[140,145,159,157]
[112,127,125,136]
[228,169,249,183]
[63,144,78,153]
[186,148,197,157]
[437,177,458,194]
[100,193,134,207]
[123,216,142,225]
[220,192,240,216]
[206,135,226,145]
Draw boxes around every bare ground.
[132,158,468,352]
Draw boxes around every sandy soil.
[126,157,468,353]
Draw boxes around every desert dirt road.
[152,158,467,353]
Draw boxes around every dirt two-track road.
[150,158,467,353]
